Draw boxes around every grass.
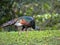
[0,30,60,45]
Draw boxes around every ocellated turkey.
[1,16,40,31]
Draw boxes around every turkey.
[1,16,40,31]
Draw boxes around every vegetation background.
[0,0,60,31]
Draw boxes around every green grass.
[0,30,60,45]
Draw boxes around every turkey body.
[1,16,35,31]
[14,16,35,31]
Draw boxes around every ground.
[0,30,60,45]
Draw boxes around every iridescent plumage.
[1,16,39,31]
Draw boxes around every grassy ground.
[0,30,60,45]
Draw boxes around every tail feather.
[1,18,18,27]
